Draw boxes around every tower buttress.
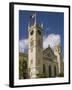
[54,45,63,74]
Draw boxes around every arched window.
[37,30,41,35]
[43,64,46,73]
[30,30,34,35]
[48,65,52,77]
[54,66,56,77]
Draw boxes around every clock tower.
[28,13,43,78]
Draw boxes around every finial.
[34,12,36,26]
[41,22,43,29]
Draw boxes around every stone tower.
[28,13,43,78]
[54,44,63,74]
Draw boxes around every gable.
[43,47,56,61]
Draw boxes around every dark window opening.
[38,30,41,35]
[49,65,52,77]
[43,64,46,73]
[30,30,34,35]
[54,66,56,77]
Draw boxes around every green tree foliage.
[58,72,64,77]
[37,72,49,78]
[19,53,28,79]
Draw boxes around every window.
[30,30,34,35]
[48,65,52,77]
[54,66,56,77]
[37,30,41,35]
[43,64,46,73]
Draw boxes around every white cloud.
[19,34,61,53]
[43,34,61,49]
[19,39,28,53]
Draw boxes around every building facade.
[28,13,64,79]
[19,13,64,79]
[43,45,64,77]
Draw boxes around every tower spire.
[30,12,36,26]
[34,12,36,26]
[41,22,43,29]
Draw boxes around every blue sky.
[19,10,64,55]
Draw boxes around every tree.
[58,72,64,77]
[19,53,28,79]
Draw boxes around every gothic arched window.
[43,64,46,73]
[54,66,56,77]
[37,30,41,35]
[48,65,52,77]
[30,30,34,35]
